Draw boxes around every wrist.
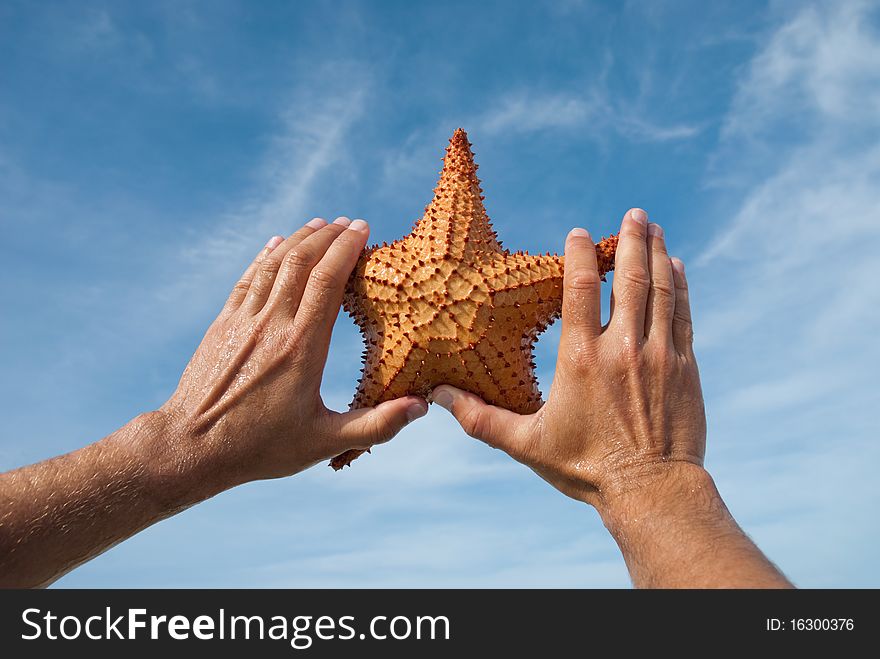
[596,461,726,538]
[593,461,793,588]
[108,409,227,514]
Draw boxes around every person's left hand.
[150,216,428,495]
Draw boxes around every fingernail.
[333,216,351,226]
[648,223,663,237]
[671,258,685,275]
[432,389,453,411]
[405,401,428,424]
[569,227,590,239]
[630,208,648,225]
[348,219,369,233]
[306,218,326,229]
[265,235,285,249]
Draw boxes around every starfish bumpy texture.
[331,128,618,469]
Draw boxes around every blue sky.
[1,0,878,587]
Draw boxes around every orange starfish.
[331,128,617,469]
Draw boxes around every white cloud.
[65,7,154,62]
[166,77,368,320]
[480,92,597,134]
[478,88,701,142]
[722,1,880,140]
[692,0,880,585]
[73,9,119,50]
[618,113,702,141]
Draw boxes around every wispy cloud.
[73,8,118,49]
[721,1,880,140]
[478,88,701,142]
[127,64,371,339]
[480,92,597,133]
[0,61,372,454]
[166,71,369,320]
[64,6,154,62]
[692,0,880,585]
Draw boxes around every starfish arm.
[593,234,619,280]
[485,251,564,307]
[472,337,543,413]
[486,235,619,302]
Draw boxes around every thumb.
[332,396,428,449]
[432,385,530,460]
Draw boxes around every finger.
[561,228,602,344]
[289,218,369,359]
[644,223,675,345]
[248,218,350,315]
[432,385,530,460]
[670,257,695,356]
[240,217,333,315]
[611,208,650,338]
[263,218,353,317]
[223,235,285,314]
[331,396,428,449]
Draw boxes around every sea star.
[331,128,617,469]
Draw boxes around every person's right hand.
[432,208,706,510]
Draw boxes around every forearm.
[597,463,793,589]
[0,411,215,588]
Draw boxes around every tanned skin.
[0,217,429,588]
[0,210,791,588]
[434,208,791,588]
